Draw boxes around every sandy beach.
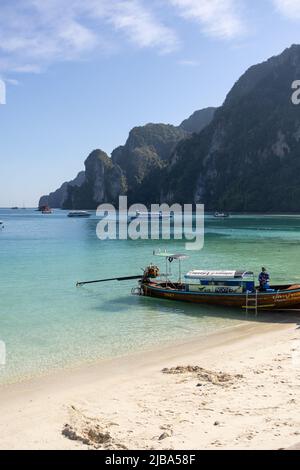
[0,319,300,450]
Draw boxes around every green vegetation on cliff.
[163,45,300,212]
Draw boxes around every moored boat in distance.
[41,206,53,214]
[77,251,300,312]
[38,205,53,214]
[68,210,91,218]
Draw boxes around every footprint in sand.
[210,440,223,447]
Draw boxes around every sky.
[1,0,300,206]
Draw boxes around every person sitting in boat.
[259,267,270,291]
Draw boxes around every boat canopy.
[153,250,189,261]
[185,270,254,280]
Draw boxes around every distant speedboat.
[11,207,19,210]
[214,212,230,218]
[67,211,91,218]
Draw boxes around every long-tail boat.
[77,251,300,312]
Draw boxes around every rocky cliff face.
[180,107,216,133]
[111,123,188,202]
[39,171,85,208]
[39,108,214,209]
[163,45,300,212]
[62,150,127,210]
[43,58,300,213]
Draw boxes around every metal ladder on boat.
[245,290,258,316]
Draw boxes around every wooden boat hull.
[141,282,300,310]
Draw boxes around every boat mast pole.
[179,259,182,283]
[166,257,168,284]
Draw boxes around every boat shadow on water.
[94,291,300,326]
[138,295,300,326]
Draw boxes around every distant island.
[40,45,300,212]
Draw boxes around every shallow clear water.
[1,209,300,384]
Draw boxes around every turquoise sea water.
[1,209,300,384]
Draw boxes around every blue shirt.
[259,272,270,285]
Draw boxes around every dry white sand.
[0,320,300,450]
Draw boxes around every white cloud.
[272,0,300,19]
[105,1,179,53]
[11,65,43,74]
[168,0,245,39]
[178,59,200,66]
[0,0,179,74]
